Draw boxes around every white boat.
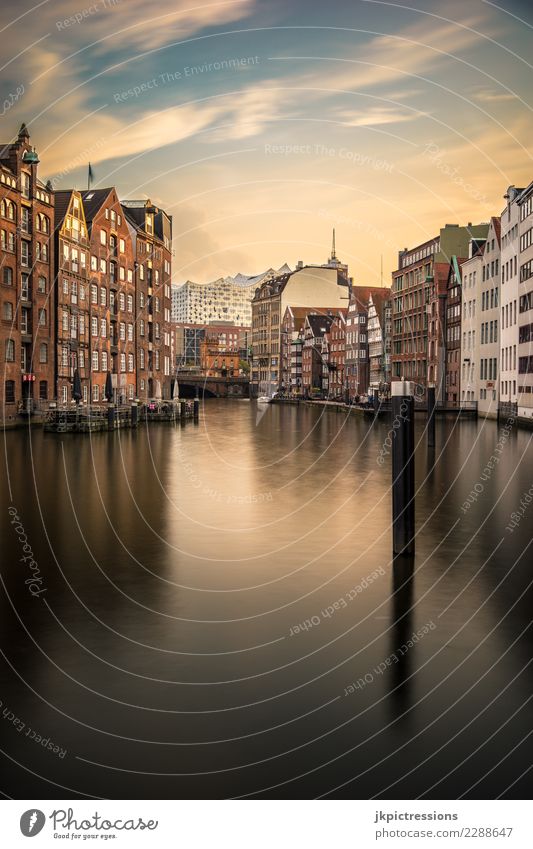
[257,380,277,404]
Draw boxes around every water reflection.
[1,401,533,799]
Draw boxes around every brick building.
[122,200,172,400]
[1,124,54,424]
[346,286,385,400]
[325,309,347,399]
[53,190,91,404]
[301,313,334,396]
[200,338,240,376]
[392,223,489,402]
[81,188,136,404]
[444,257,465,407]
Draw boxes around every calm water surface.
[1,400,532,798]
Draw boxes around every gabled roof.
[80,187,114,224]
[349,285,387,311]
[53,190,74,228]
[491,216,501,246]
[368,288,391,314]
[305,313,335,337]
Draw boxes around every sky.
[1,0,532,285]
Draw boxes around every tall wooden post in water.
[427,384,436,449]
[392,381,415,555]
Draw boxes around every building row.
[1,124,173,425]
[390,185,533,419]
[251,187,533,420]
[250,238,392,398]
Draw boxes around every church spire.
[331,227,336,260]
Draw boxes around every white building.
[172,265,291,327]
[500,185,522,410]
[460,245,482,405]
[475,217,501,418]
[517,182,533,419]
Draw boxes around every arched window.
[39,343,48,363]
[3,301,13,321]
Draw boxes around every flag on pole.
[88,162,94,190]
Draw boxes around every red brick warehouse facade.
[1,124,55,424]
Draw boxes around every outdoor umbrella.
[72,369,82,404]
[105,371,113,402]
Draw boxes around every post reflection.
[388,555,415,723]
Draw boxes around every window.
[38,276,46,293]
[127,294,133,312]
[93,385,99,401]
[128,323,133,341]
[39,380,47,400]
[92,316,98,336]
[101,351,108,372]
[128,353,134,372]
[92,351,99,371]
[100,229,106,246]
[119,238,125,253]
[3,301,13,321]
[100,286,106,306]
[21,241,29,267]
[100,258,107,274]
[5,380,15,402]
[91,255,98,271]
[120,353,126,372]
[21,173,30,199]
[5,339,15,361]
[100,318,107,338]
[4,267,13,286]
[140,348,145,368]
[39,308,46,326]
[39,343,47,363]
[91,284,98,304]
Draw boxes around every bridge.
[176,372,250,399]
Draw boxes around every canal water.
[1,400,532,799]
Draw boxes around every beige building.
[500,186,522,411]
[517,182,533,418]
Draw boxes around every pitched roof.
[80,188,114,224]
[53,190,74,228]
[349,285,388,310]
[306,313,335,337]
[369,288,391,314]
